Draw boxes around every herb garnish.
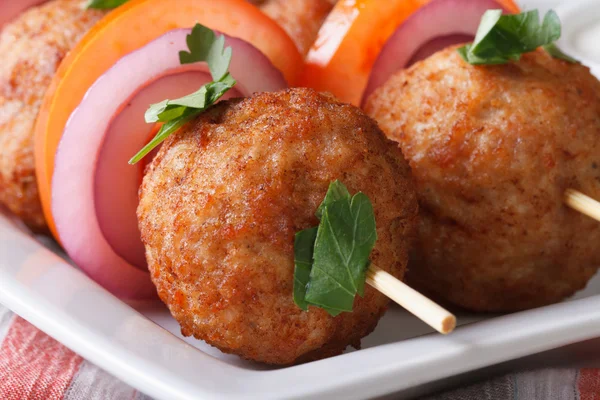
[293,181,377,316]
[86,0,129,9]
[543,42,578,64]
[129,24,236,164]
[458,9,577,65]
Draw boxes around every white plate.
[3,1,600,399]
[3,201,600,400]
[555,0,600,77]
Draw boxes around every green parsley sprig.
[86,0,130,9]
[294,181,377,316]
[458,9,577,65]
[129,24,236,164]
[543,42,578,63]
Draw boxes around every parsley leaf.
[129,24,236,164]
[179,25,233,81]
[458,9,577,65]
[293,181,377,316]
[86,0,129,9]
[293,227,318,311]
[133,110,199,163]
[315,179,350,219]
[543,42,579,63]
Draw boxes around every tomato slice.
[301,0,520,106]
[34,0,302,239]
[300,0,430,106]
[496,0,520,13]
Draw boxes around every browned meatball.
[0,0,104,231]
[366,47,600,312]
[257,0,334,56]
[138,88,418,364]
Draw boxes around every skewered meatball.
[365,47,600,312]
[0,0,104,231]
[257,0,334,56]
[138,88,418,364]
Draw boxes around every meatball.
[365,47,600,312]
[0,0,104,231]
[138,88,418,364]
[257,0,334,56]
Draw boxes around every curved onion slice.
[407,34,474,65]
[96,70,230,270]
[0,0,47,28]
[362,0,511,105]
[53,29,287,298]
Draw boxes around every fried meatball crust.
[0,0,104,231]
[138,88,418,364]
[257,0,334,56]
[366,47,600,312]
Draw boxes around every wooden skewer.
[564,189,600,222]
[360,189,600,335]
[361,188,600,335]
[366,264,456,334]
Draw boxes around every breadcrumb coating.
[366,47,600,311]
[138,88,418,364]
[0,0,104,231]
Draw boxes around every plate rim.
[3,214,600,400]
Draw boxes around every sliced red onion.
[362,0,511,106]
[53,29,287,299]
[407,34,474,65]
[0,0,47,28]
[96,70,227,270]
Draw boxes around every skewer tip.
[367,265,457,335]
[440,315,457,335]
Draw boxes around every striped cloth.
[425,369,600,400]
[1,302,600,400]
[0,306,149,400]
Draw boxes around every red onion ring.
[362,0,511,106]
[52,29,287,299]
